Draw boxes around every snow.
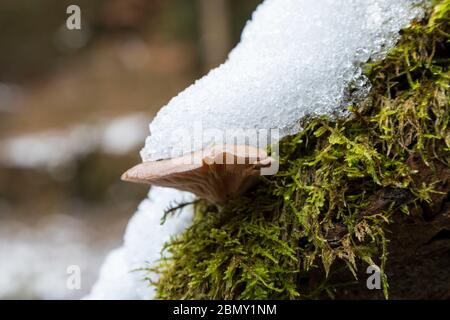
[0,113,148,170]
[141,0,425,162]
[100,114,149,155]
[85,187,194,300]
[0,215,105,299]
[82,248,139,300]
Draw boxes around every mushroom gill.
[121,144,271,204]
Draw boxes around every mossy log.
[148,1,450,300]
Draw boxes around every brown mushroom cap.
[121,144,271,203]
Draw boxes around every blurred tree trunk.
[198,0,232,71]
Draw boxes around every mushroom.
[122,0,421,203]
[122,144,271,204]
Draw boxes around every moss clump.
[149,1,450,300]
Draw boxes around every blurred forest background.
[0,0,261,299]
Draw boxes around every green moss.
[148,1,450,300]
